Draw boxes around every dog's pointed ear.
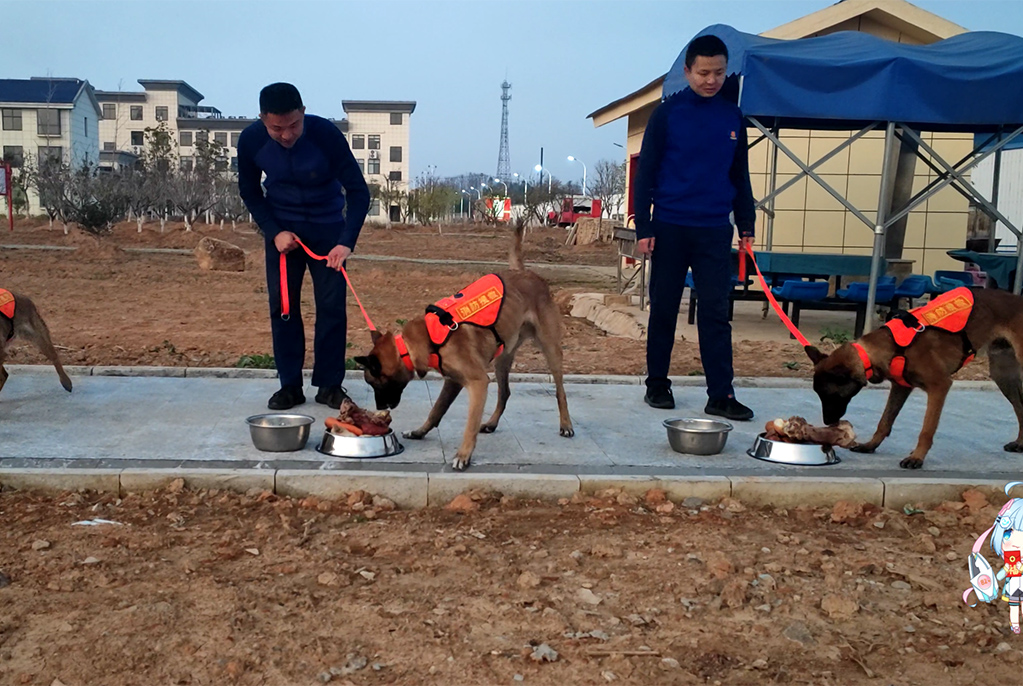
[370,329,383,344]
[353,354,382,377]
[804,345,827,364]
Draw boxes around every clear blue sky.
[6,0,1022,186]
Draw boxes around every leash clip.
[449,321,459,331]
[915,323,926,333]
[281,313,290,322]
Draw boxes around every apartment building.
[342,100,416,222]
[0,77,102,212]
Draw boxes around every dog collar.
[394,334,415,373]
[852,342,873,381]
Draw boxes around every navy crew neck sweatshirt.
[237,114,370,249]
[632,87,755,240]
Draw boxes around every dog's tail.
[509,216,526,271]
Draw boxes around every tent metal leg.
[866,122,897,332]
[1014,240,1023,295]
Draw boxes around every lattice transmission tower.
[496,80,511,181]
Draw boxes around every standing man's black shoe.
[644,386,675,410]
[705,396,754,421]
[315,385,350,410]
[268,385,306,410]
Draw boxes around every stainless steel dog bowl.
[245,413,314,452]
[316,430,404,459]
[747,432,841,466]
[663,418,733,455]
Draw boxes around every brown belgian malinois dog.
[807,287,1023,469]
[354,221,574,470]
[0,290,74,396]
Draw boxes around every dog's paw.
[479,423,497,434]
[1005,441,1023,453]
[452,454,471,471]
[402,429,426,440]
[849,443,877,454]
[560,425,574,438]
[899,456,924,469]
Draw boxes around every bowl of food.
[663,418,733,455]
[316,398,404,459]
[746,417,854,466]
[245,413,315,452]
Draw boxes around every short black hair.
[685,35,728,69]
[259,83,303,115]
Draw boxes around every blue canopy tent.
[664,25,1023,327]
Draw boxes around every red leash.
[741,246,812,348]
[279,238,377,332]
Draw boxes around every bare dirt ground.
[2,218,989,379]
[1,482,1020,686]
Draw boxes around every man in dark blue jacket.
[238,83,370,410]
[633,35,756,421]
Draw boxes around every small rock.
[245,548,260,556]
[588,630,610,641]
[530,643,558,663]
[445,494,479,512]
[591,543,620,558]
[82,556,101,565]
[517,571,541,589]
[626,614,648,626]
[821,594,858,619]
[51,680,69,686]
[891,580,912,591]
[224,660,244,679]
[317,672,333,683]
[927,526,941,537]
[569,550,584,561]
[996,642,1012,653]
[359,570,376,581]
[681,496,704,509]
[601,670,618,681]
[831,500,867,524]
[372,496,396,511]
[513,676,524,682]
[962,489,989,510]
[317,572,340,587]
[615,493,638,506]
[752,659,769,670]
[904,625,916,633]
[783,622,815,646]
[873,520,886,529]
[720,497,746,513]
[644,488,667,506]
[945,551,959,562]
[719,578,749,608]
[578,588,602,605]
[655,502,675,514]
[0,570,10,588]
[706,551,734,579]
[32,540,51,551]
[755,603,772,613]
[167,478,185,494]
[661,657,680,669]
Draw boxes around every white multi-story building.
[0,77,102,213]
[342,100,416,222]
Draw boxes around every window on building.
[388,170,402,181]
[2,146,24,168]
[390,112,402,125]
[196,130,208,143]
[103,141,115,152]
[102,103,116,119]
[37,146,63,166]
[84,117,88,137]
[214,132,227,146]
[356,158,365,174]
[367,158,380,175]
[180,131,193,147]
[230,157,238,173]
[37,109,61,136]
[368,135,380,150]
[351,134,365,149]
[130,131,144,146]
[154,106,168,122]
[130,105,143,121]
[2,109,23,131]
[389,146,402,163]
[180,156,193,172]
[368,199,381,216]
[231,132,240,148]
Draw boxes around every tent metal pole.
[1014,234,1023,294]
[991,144,1003,252]
[766,123,779,250]
[866,122,897,332]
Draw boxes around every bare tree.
[590,159,626,218]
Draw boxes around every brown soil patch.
[0,485,1015,685]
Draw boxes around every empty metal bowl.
[316,430,404,459]
[245,413,314,452]
[663,418,733,455]
[747,432,840,466]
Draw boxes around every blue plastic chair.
[932,270,974,293]
[771,280,830,302]
[836,282,897,303]
[893,274,936,305]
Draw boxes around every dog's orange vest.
[396,274,506,372]
[856,287,975,387]
[0,289,15,341]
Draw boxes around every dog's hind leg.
[19,304,72,392]
[453,377,490,471]
[0,345,8,395]
[989,340,1023,452]
[900,379,951,469]
[403,379,462,441]
[534,307,574,438]
[480,347,518,434]
[851,384,912,453]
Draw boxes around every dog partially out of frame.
[0,290,73,396]
[806,287,1023,469]
[354,221,573,470]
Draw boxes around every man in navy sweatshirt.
[238,83,370,411]
[633,35,756,421]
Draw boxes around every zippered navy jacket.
[632,87,755,241]
[237,114,370,249]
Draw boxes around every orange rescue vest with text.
[424,274,505,348]
[883,287,975,386]
[0,289,15,341]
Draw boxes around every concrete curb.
[4,364,1000,391]
[0,467,996,511]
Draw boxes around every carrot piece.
[324,417,363,436]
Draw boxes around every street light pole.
[460,189,470,221]
[493,177,508,195]
[534,164,552,194]
[568,155,587,196]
